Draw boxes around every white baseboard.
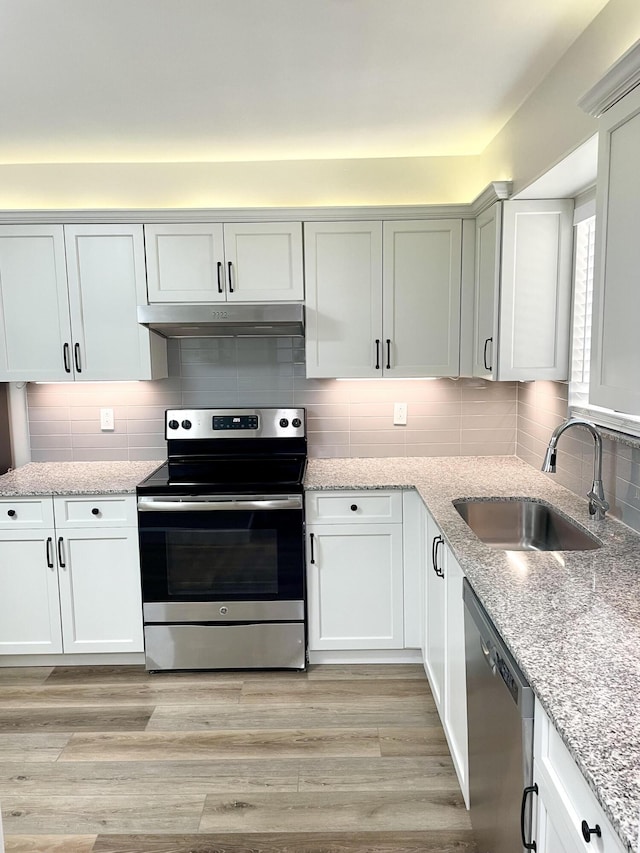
[0,652,145,667]
[308,648,423,665]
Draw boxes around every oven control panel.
[165,408,305,439]
[213,415,259,431]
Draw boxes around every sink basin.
[453,498,601,551]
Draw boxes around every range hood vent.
[137,303,304,338]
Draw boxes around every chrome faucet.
[541,418,609,520]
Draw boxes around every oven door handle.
[137,496,303,512]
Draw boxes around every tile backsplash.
[516,380,640,535]
[27,337,517,462]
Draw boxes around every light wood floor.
[0,663,477,853]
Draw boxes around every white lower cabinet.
[443,550,468,803]
[424,506,446,711]
[0,495,143,656]
[532,699,625,853]
[305,491,404,651]
[422,503,469,805]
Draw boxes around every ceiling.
[0,0,611,166]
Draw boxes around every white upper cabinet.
[383,220,461,377]
[0,224,167,382]
[144,222,304,303]
[223,223,304,302]
[473,199,574,381]
[304,221,383,378]
[144,224,225,303]
[305,219,462,378]
[0,226,72,382]
[65,225,167,381]
[590,83,640,414]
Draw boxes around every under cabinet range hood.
[137,303,304,338]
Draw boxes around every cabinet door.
[65,225,167,381]
[57,528,144,653]
[590,84,640,414]
[0,529,63,654]
[223,222,303,302]
[533,777,575,853]
[383,220,462,377]
[497,199,573,381]
[0,225,72,381]
[472,203,501,378]
[533,699,626,853]
[304,221,383,378]
[145,223,226,303]
[424,510,445,712]
[443,549,468,806]
[306,522,403,650]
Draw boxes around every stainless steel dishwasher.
[464,579,535,853]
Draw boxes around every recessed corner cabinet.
[304,219,462,378]
[473,199,574,381]
[144,221,304,303]
[0,224,167,382]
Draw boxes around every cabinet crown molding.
[578,39,640,117]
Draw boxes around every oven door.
[137,494,304,607]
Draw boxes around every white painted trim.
[308,649,422,665]
[7,383,30,468]
[0,652,145,666]
[578,39,640,117]
[0,182,512,225]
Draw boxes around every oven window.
[138,505,305,602]
[166,529,278,596]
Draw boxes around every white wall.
[0,0,637,208]
[0,156,483,210]
[480,0,640,195]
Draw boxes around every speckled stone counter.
[306,456,640,852]
[0,461,163,496]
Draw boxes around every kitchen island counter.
[306,455,640,852]
[0,460,163,496]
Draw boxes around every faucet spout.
[541,418,609,520]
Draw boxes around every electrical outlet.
[100,408,115,431]
[393,402,408,425]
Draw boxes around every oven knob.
[279,418,289,428]
[292,418,302,428]
[181,419,192,430]
[168,420,179,430]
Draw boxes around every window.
[569,205,640,436]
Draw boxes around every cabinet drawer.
[306,490,402,524]
[0,497,53,529]
[534,699,625,853]
[53,495,137,528]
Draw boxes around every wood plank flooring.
[0,664,477,853]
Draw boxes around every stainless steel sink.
[453,498,601,551]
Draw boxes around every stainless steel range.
[136,408,307,671]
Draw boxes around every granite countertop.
[305,456,640,853]
[0,461,163,496]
